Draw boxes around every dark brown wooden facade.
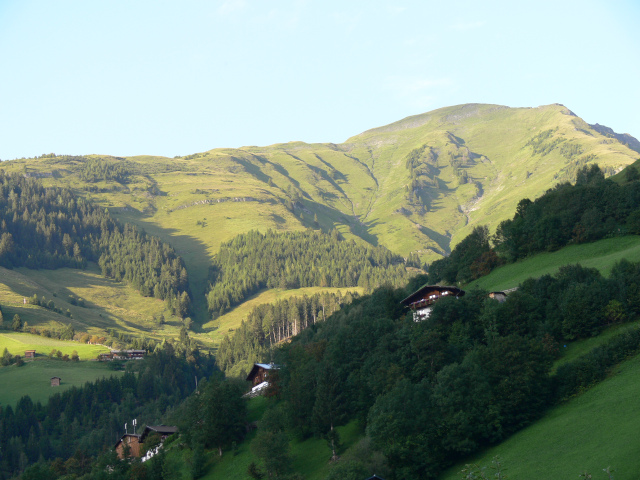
[24,350,36,358]
[115,434,142,459]
[50,376,61,387]
[246,363,278,387]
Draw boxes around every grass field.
[201,408,363,480]
[204,286,365,345]
[439,352,640,480]
[0,359,124,406]
[0,332,109,359]
[466,235,640,292]
[0,264,206,347]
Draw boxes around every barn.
[50,376,61,387]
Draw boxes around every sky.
[1,0,639,160]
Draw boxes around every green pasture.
[0,359,123,407]
[467,235,640,292]
[0,264,192,344]
[439,352,640,480]
[204,286,364,345]
[0,332,109,359]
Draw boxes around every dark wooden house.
[400,285,465,322]
[50,376,61,387]
[24,350,36,358]
[245,363,280,397]
[115,434,142,459]
[246,363,279,387]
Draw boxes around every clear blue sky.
[1,0,638,160]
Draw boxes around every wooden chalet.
[245,363,280,397]
[400,285,465,322]
[365,476,386,480]
[50,376,61,387]
[115,434,142,459]
[24,350,36,358]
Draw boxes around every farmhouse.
[50,376,61,387]
[114,434,142,459]
[400,285,465,322]
[245,363,280,397]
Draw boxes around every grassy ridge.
[466,235,640,292]
[0,359,123,406]
[439,352,640,480]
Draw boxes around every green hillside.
[439,352,640,480]
[0,359,124,406]
[467,235,640,292]
[2,104,637,326]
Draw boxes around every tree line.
[0,171,190,317]
[206,229,413,316]
[216,290,359,376]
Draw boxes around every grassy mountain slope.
[439,351,640,479]
[467,235,640,292]
[2,104,637,327]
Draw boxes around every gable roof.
[400,285,465,307]
[140,425,179,443]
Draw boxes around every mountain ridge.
[2,103,638,323]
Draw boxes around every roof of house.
[400,285,465,307]
[365,475,386,480]
[140,425,179,442]
[51,376,61,380]
[246,363,280,382]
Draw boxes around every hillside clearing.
[0,359,124,406]
[0,332,109,359]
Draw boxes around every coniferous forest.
[0,171,191,316]
[206,229,412,315]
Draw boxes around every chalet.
[24,350,36,358]
[400,285,465,322]
[50,376,61,387]
[365,476,386,480]
[245,363,280,397]
[114,434,142,459]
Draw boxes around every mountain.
[2,103,638,324]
